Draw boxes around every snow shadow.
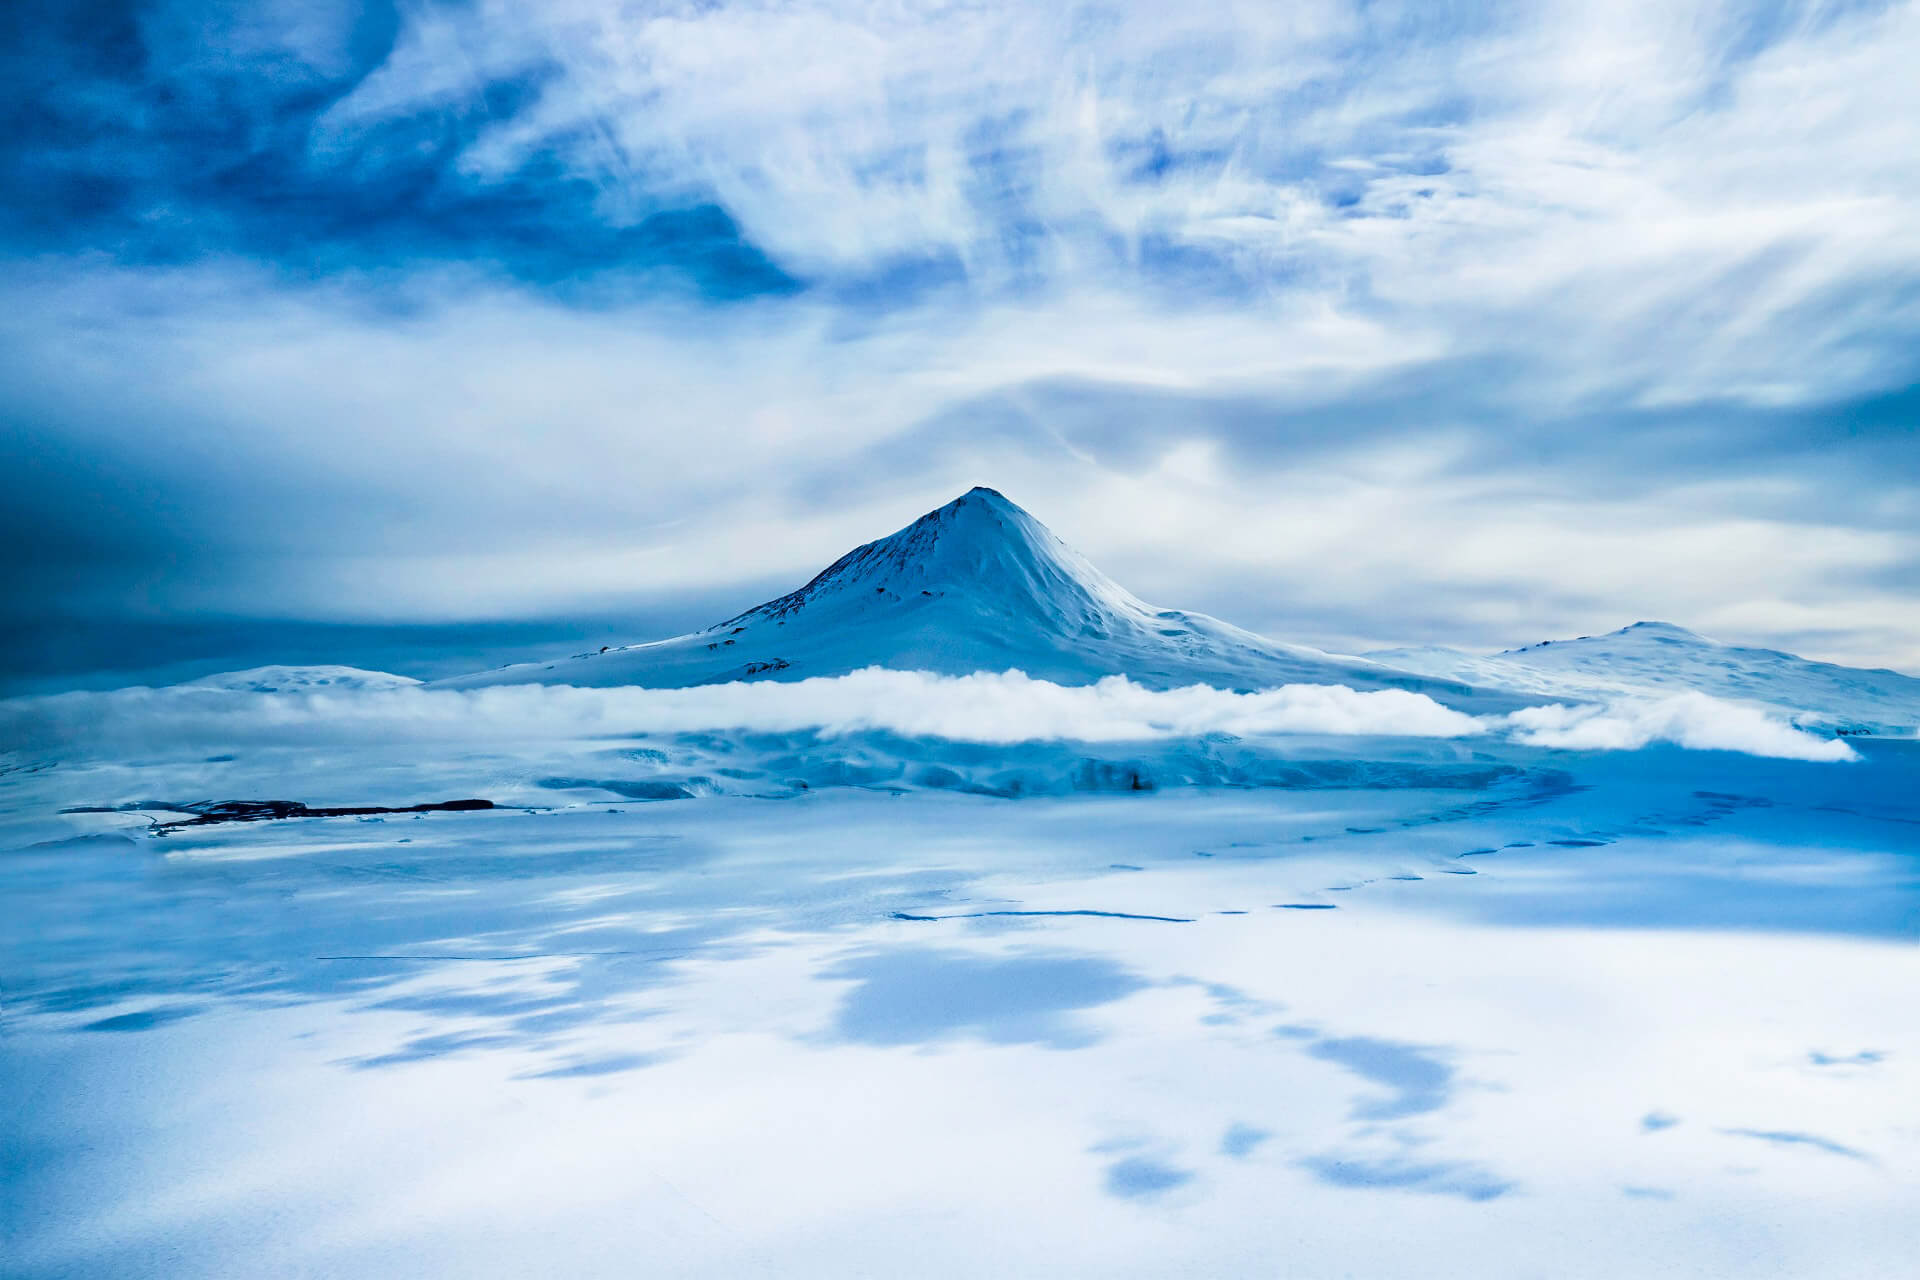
[1300,1154,1513,1201]
[1290,1029,1514,1201]
[823,947,1146,1049]
[5,819,983,1077]
[1306,1036,1455,1120]
[1104,1155,1196,1200]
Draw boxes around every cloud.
[1506,692,1858,762]
[0,667,1853,762]
[3,1,1919,673]
[0,0,795,296]
[5,259,1918,670]
[0,668,1483,753]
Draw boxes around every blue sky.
[4,0,1918,679]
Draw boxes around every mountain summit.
[727,487,1150,637]
[441,487,1485,700]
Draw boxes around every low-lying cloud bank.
[0,668,1853,763]
[1507,692,1856,762]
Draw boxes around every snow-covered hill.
[1370,621,1920,734]
[439,487,1495,705]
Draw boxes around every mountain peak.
[1500,619,1708,655]
[924,485,1032,533]
[724,487,1141,633]
[1617,621,1706,640]
[920,485,1031,537]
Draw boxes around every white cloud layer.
[1506,691,1858,762]
[5,1,1918,674]
[0,669,1853,763]
[330,0,1920,401]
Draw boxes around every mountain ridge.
[1370,621,1920,733]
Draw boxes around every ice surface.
[4,685,1917,1278]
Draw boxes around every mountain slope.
[1370,621,1920,733]
[440,487,1495,703]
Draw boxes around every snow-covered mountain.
[430,490,1915,735]
[1370,621,1920,734]
[441,487,1494,704]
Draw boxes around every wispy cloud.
[3,1,1917,671]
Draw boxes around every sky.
[3,0,1918,687]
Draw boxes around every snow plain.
[4,679,1917,1279]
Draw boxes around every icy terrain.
[5,489,1918,1278]
[5,716,1916,1279]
